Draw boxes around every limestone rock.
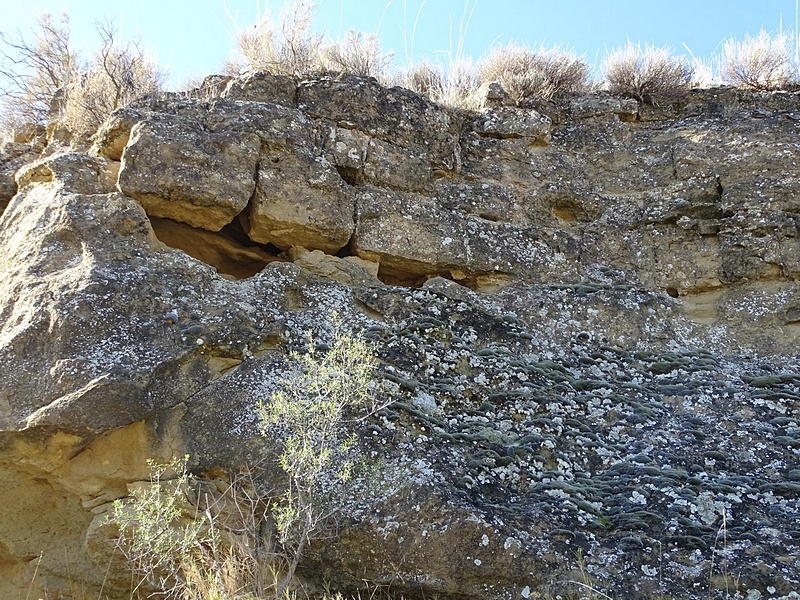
[471,106,552,143]
[299,73,462,173]
[353,182,580,285]
[0,141,40,211]
[90,106,149,160]
[117,115,261,231]
[221,70,297,105]
[2,74,800,600]
[290,246,379,286]
[324,128,434,192]
[477,81,511,108]
[248,149,354,252]
[569,93,639,119]
[15,152,119,196]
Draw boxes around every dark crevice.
[476,212,502,223]
[335,236,358,259]
[334,164,363,186]
[150,216,287,280]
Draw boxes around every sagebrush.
[720,29,797,90]
[110,322,383,600]
[603,42,693,105]
[477,43,590,104]
[256,320,382,599]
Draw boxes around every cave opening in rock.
[149,216,286,279]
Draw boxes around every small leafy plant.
[256,319,381,598]
[110,455,219,599]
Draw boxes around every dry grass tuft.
[603,42,693,105]
[402,59,482,111]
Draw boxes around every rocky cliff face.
[0,72,799,599]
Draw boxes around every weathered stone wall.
[0,73,798,599]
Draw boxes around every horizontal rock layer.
[0,74,798,599]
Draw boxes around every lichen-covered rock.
[248,148,354,252]
[299,73,462,174]
[117,114,261,231]
[1,75,800,600]
[0,141,40,211]
[15,152,119,195]
[471,106,552,142]
[221,70,297,105]
[352,183,579,284]
[568,93,639,119]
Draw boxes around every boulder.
[221,70,297,105]
[117,114,261,231]
[0,141,40,211]
[247,149,355,252]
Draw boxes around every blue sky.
[3,0,798,88]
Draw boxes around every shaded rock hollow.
[0,72,798,599]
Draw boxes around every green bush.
[110,320,383,600]
[110,456,219,599]
[256,319,381,599]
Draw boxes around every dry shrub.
[720,29,797,91]
[402,59,482,111]
[1,14,162,142]
[603,42,693,105]
[402,61,442,96]
[0,13,77,138]
[319,30,394,79]
[477,43,589,104]
[63,21,162,138]
[229,0,323,77]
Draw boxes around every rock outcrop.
[0,73,799,599]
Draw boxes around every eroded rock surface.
[118,115,261,230]
[0,140,40,211]
[0,74,799,600]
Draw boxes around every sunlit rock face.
[0,73,799,599]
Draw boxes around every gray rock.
[117,114,261,231]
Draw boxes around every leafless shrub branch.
[0,14,162,143]
[228,1,324,77]
[0,13,77,137]
[63,19,163,138]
